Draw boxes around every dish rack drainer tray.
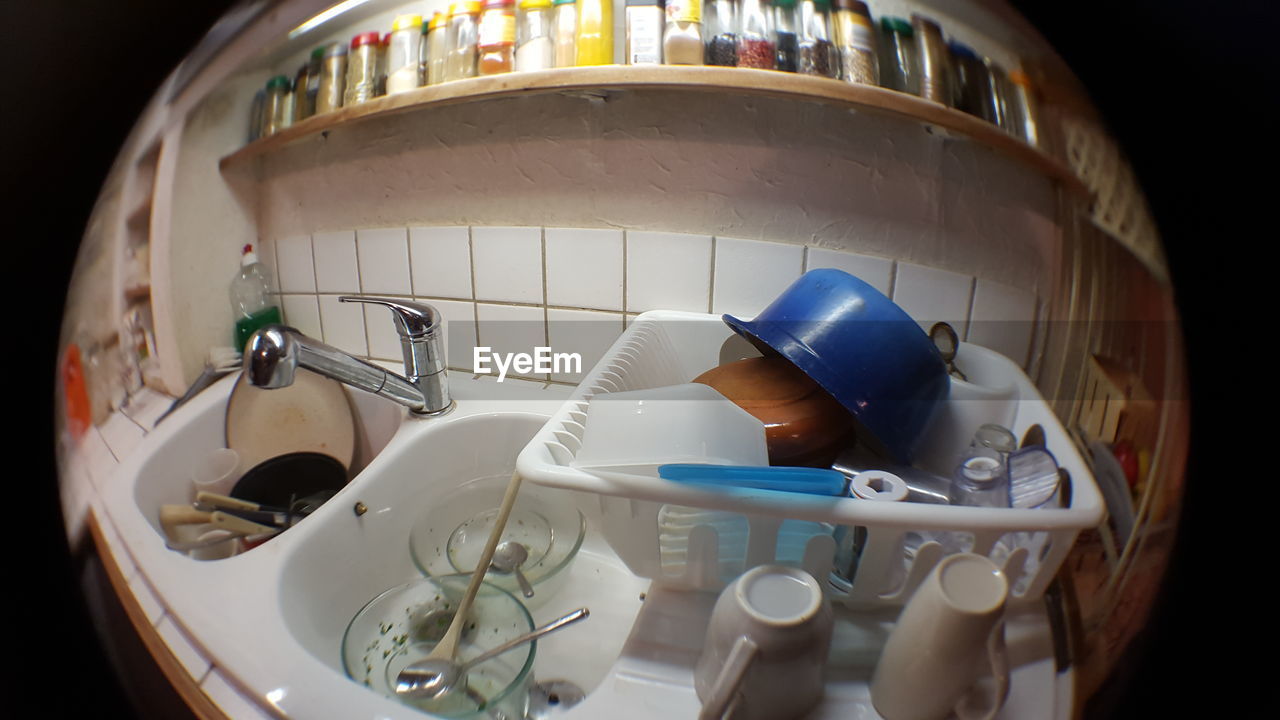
[516,311,1104,606]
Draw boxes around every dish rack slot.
[517,311,1105,606]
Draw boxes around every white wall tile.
[280,295,322,338]
[275,235,315,293]
[805,248,894,297]
[356,228,412,295]
[156,616,211,681]
[472,226,543,304]
[475,303,547,381]
[712,237,805,318]
[410,226,473,299]
[626,231,712,313]
[967,279,1037,366]
[318,295,368,356]
[545,228,623,310]
[312,230,360,293]
[892,262,975,337]
[421,298,478,371]
[546,308,625,383]
[99,412,145,464]
[364,304,403,361]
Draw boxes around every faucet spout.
[245,321,453,416]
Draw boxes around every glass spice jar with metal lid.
[262,75,292,136]
[1004,69,1042,148]
[477,0,517,75]
[704,0,737,66]
[910,13,951,105]
[626,0,664,65]
[517,0,556,71]
[877,16,918,94]
[315,42,347,113]
[425,12,448,84]
[831,0,876,85]
[444,1,482,81]
[737,0,776,69]
[552,0,577,67]
[796,0,836,78]
[665,0,705,64]
[386,13,424,93]
[770,0,797,72]
[344,31,382,105]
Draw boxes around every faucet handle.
[338,296,440,338]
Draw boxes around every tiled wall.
[267,227,1039,384]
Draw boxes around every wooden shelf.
[219,65,1089,198]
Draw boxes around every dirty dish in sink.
[341,575,536,718]
[224,368,356,473]
[229,451,347,509]
[409,475,586,606]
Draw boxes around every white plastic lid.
[241,243,259,266]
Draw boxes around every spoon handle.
[460,608,590,671]
[432,470,524,660]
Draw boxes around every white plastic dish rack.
[516,311,1104,607]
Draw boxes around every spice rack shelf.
[218,65,1089,198]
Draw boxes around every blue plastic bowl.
[722,268,949,464]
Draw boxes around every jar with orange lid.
[344,31,382,104]
[386,13,424,94]
[517,0,556,71]
[477,0,517,74]
[444,1,482,81]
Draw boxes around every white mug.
[190,447,241,500]
[694,564,834,720]
[871,553,1011,720]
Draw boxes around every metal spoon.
[395,608,590,700]
[491,541,535,598]
[929,322,967,381]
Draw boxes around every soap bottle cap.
[242,243,259,266]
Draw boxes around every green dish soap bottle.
[230,243,282,351]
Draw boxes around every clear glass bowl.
[409,475,586,606]
[341,575,535,719]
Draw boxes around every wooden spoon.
[421,470,525,666]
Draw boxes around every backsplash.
[266,227,1039,384]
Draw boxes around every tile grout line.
[540,226,550,382]
[467,226,480,358]
[707,236,717,313]
[963,276,977,342]
[353,229,371,357]
[309,233,326,343]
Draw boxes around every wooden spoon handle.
[432,470,523,659]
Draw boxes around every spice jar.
[1004,69,1041,147]
[831,0,876,85]
[425,12,448,84]
[949,41,997,122]
[626,0,664,65]
[877,16,918,94]
[444,2,482,81]
[247,88,265,142]
[770,0,796,71]
[552,0,577,67]
[344,31,382,105]
[292,64,310,123]
[988,62,1012,132]
[575,0,614,65]
[737,0,776,69]
[665,0,705,64]
[518,0,556,71]
[478,0,517,75]
[911,14,951,105]
[704,0,737,66]
[262,75,292,136]
[377,33,390,95]
[386,14,424,93]
[419,18,430,84]
[315,42,347,113]
[797,0,836,78]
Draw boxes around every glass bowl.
[341,575,535,719]
[409,475,586,606]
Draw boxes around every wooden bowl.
[693,356,855,467]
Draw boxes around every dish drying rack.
[516,311,1104,607]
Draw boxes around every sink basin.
[130,371,403,545]
[277,411,648,712]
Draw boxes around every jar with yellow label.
[575,0,614,65]
[664,0,704,65]
[832,0,877,85]
[478,0,517,74]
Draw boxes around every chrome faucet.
[244,296,453,416]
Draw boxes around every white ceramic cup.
[191,447,241,500]
[693,564,834,720]
[871,553,1011,720]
